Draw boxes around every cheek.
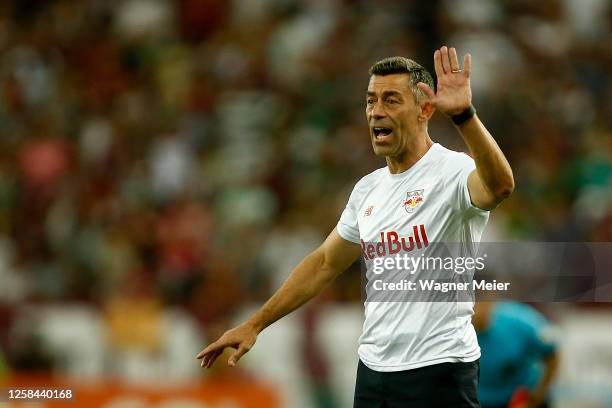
[402,109,419,126]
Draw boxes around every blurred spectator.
[474,302,560,408]
[0,0,609,406]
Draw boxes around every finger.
[228,344,251,367]
[416,82,435,100]
[463,53,471,78]
[197,335,234,359]
[205,349,223,369]
[202,349,217,367]
[440,46,451,74]
[433,50,444,78]
[196,342,219,359]
[196,349,208,360]
[449,47,460,72]
[203,349,222,368]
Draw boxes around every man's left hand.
[417,45,472,116]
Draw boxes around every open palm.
[417,46,472,116]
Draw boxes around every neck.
[386,134,434,174]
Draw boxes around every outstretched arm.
[528,351,559,408]
[196,229,362,368]
[417,45,515,210]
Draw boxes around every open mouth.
[373,127,393,140]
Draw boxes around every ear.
[418,101,435,122]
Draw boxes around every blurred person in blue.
[473,302,559,408]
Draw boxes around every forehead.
[367,73,411,95]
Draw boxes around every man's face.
[366,73,422,158]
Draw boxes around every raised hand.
[417,46,472,116]
[196,322,258,368]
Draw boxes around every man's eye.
[367,99,375,105]
[387,99,399,104]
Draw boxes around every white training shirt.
[336,142,489,372]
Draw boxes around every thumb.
[417,82,436,100]
[228,343,251,367]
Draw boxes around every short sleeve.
[533,323,559,357]
[446,152,489,214]
[511,304,559,358]
[524,311,559,358]
[336,187,361,244]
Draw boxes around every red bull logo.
[403,189,424,213]
[360,225,429,260]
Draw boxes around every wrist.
[246,317,265,334]
[528,390,546,406]
[451,105,476,126]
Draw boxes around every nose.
[370,101,386,120]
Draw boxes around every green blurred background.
[0,0,610,407]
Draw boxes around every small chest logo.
[403,190,424,213]
[364,205,374,216]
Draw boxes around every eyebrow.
[366,90,403,98]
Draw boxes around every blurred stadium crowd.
[0,0,610,407]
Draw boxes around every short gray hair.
[368,56,435,103]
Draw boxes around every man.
[473,302,559,408]
[197,46,515,407]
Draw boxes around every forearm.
[196,231,359,368]
[530,353,559,405]
[457,114,514,198]
[247,249,337,333]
